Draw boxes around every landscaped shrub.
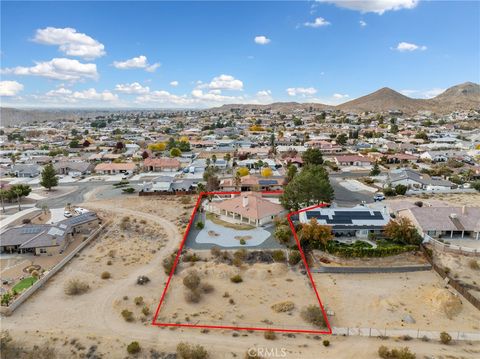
[101,271,111,279]
[378,345,415,359]
[384,187,396,197]
[300,305,326,328]
[230,274,243,283]
[122,187,135,194]
[184,290,201,303]
[440,331,452,344]
[31,270,39,278]
[126,341,140,354]
[239,238,246,245]
[134,296,144,306]
[469,260,479,270]
[394,184,408,195]
[183,271,201,291]
[274,225,292,244]
[210,246,221,257]
[326,240,417,258]
[264,330,276,340]
[64,279,89,296]
[323,340,330,347]
[196,221,205,230]
[176,342,208,359]
[272,250,286,262]
[121,309,134,322]
[288,250,302,265]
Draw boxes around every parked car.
[64,211,73,218]
[74,207,88,215]
[373,193,385,201]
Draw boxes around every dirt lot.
[2,195,480,358]
[157,259,322,331]
[314,271,480,331]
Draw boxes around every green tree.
[286,164,298,183]
[336,133,348,145]
[280,165,334,211]
[40,163,59,191]
[300,218,333,249]
[10,184,31,211]
[301,148,323,166]
[394,184,408,195]
[170,148,181,157]
[384,217,422,245]
[69,139,79,148]
[0,189,9,213]
[370,162,381,176]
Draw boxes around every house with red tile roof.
[206,192,286,226]
[143,157,181,172]
[94,162,136,174]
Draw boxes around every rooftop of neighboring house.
[143,157,181,168]
[401,206,480,232]
[389,168,453,187]
[94,162,136,171]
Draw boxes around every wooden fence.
[0,221,110,316]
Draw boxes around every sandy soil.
[157,260,321,331]
[387,192,480,209]
[2,196,480,358]
[312,250,428,268]
[314,271,480,331]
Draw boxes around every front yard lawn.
[12,277,37,293]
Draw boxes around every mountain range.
[1,82,479,126]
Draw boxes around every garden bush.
[101,271,111,279]
[196,221,205,230]
[121,309,134,322]
[440,331,452,344]
[378,345,415,359]
[272,250,286,262]
[64,279,89,296]
[288,250,302,265]
[469,260,479,270]
[323,340,330,347]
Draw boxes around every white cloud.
[333,93,349,99]
[191,89,242,103]
[170,80,179,87]
[113,55,161,72]
[318,0,419,15]
[33,27,105,59]
[136,90,194,106]
[400,88,445,99]
[46,87,73,96]
[286,87,317,97]
[44,87,118,102]
[72,88,118,101]
[115,82,150,94]
[303,17,331,28]
[254,36,271,45]
[0,80,24,96]
[395,41,427,52]
[201,74,244,91]
[359,20,367,27]
[2,58,98,81]
[252,90,273,104]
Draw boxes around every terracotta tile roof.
[144,157,180,168]
[94,162,136,171]
[211,192,284,220]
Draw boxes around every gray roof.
[407,206,480,232]
[389,169,453,187]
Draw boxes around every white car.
[373,193,385,201]
[64,211,73,218]
[74,207,88,215]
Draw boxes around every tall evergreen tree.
[40,163,59,191]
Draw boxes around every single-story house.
[143,157,181,172]
[388,169,454,191]
[220,175,284,192]
[333,155,373,167]
[94,162,136,174]
[206,192,286,226]
[53,161,94,176]
[299,205,390,238]
[0,212,100,255]
[398,206,480,240]
[11,164,41,178]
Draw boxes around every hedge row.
[326,243,418,258]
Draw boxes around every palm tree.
[0,189,8,213]
[234,171,241,191]
[13,187,23,211]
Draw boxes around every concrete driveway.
[195,219,270,247]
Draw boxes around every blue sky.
[1,0,479,108]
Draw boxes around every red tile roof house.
[334,155,374,167]
[206,192,286,227]
[94,162,136,174]
[220,175,284,192]
[143,157,181,172]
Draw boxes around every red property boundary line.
[151,191,332,335]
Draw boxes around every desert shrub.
[196,221,205,230]
[232,257,243,267]
[22,218,32,224]
[240,239,246,245]
[440,331,452,344]
[300,305,326,328]
[134,296,144,305]
[180,196,191,204]
[137,275,150,285]
[394,184,408,195]
[323,340,330,347]
[122,187,135,194]
[230,274,243,283]
[142,306,150,316]
[271,301,294,313]
[183,271,201,290]
[121,309,134,322]
[176,342,208,359]
[126,341,141,354]
[210,246,221,257]
[274,225,291,244]
[272,250,286,262]
[184,290,201,303]
[162,254,176,275]
[200,282,214,294]
[414,201,423,207]
[469,260,479,270]
[101,271,111,279]
[288,250,302,265]
[184,253,200,262]
[107,260,112,265]
[384,187,396,197]
[264,330,276,340]
[377,345,415,359]
[64,279,89,295]
[31,270,39,278]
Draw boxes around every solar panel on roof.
[258,179,277,185]
[21,227,43,234]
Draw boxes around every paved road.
[330,177,373,206]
